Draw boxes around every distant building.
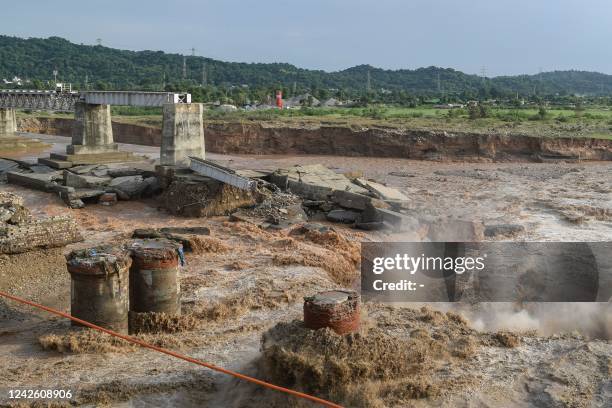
[433,103,465,109]
[284,93,320,108]
[216,104,238,112]
[321,98,343,107]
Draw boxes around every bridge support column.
[46,102,134,165]
[0,108,17,137]
[67,102,117,154]
[160,103,205,167]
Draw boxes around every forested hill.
[2,35,612,97]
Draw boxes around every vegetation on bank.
[16,105,612,140]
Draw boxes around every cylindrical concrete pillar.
[0,108,17,136]
[129,239,182,316]
[66,246,132,334]
[303,290,360,335]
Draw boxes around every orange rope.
[0,290,343,408]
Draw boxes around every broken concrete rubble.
[0,192,82,254]
[353,177,409,202]
[63,171,111,189]
[268,164,369,201]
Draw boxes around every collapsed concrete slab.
[63,171,111,189]
[269,164,369,201]
[353,178,409,202]
[6,171,62,191]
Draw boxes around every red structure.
[304,290,360,335]
[275,90,283,109]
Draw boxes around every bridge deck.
[0,90,191,111]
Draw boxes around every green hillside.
[2,35,612,100]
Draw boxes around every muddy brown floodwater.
[0,133,610,407]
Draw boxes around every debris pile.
[258,305,483,407]
[0,192,82,254]
[265,164,414,232]
[4,159,161,209]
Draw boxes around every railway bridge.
[0,89,203,167]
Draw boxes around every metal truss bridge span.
[0,90,191,111]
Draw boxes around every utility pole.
[366,70,371,93]
[480,66,487,80]
[182,56,187,79]
[191,47,196,56]
[85,74,88,90]
[53,69,58,84]
[201,62,207,86]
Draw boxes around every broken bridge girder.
[189,156,258,191]
[0,90,192,111]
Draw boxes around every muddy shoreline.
[17,117,612,162]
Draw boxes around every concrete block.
[353,178,409,202]
[64,170,111,189]
[161,103,205,166]
[37,157,73,169]
[108,175,147,198]
[326,209,360,224]
[330,190,389,211]
[374,208,420,233]
[6,171,62,191]
[50,151,137,165]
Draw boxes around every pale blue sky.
[3,0,610,76]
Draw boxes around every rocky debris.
[64,170,111,189]
[268,164,369,200]
[108,176,145,197]
[99,192,117,206]
[158,174,257,217]
[4,160,161,208]
[484,223,526,238]
[290,223,333,234]
[326,209,360,224]
[353,177,409,202]
[0,192,82,254]
[262,164,415,232]
[107,167,148,178]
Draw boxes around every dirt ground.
[0,135,610,407]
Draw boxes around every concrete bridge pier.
[160,103,205,166]
[45,102,135,166]
[0,108,17,136]
[68,102,117,154]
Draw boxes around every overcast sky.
[3,0,610,76]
